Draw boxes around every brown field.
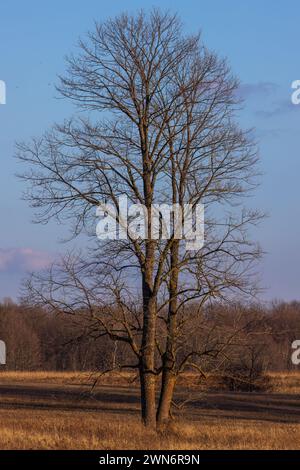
[0,371,299,450]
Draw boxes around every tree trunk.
[140,268,157,428]
[139,365,156,428]
[138,117,158,427]
[157,240,179,425]
[157,370,176,425]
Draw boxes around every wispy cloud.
[237,82,279,100]
[238,82,299,120]
[256,100,299,118]
[254,128,285,139]
[0,248,52,273]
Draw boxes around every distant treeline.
[0,299,299,373]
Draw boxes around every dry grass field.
[0,371,299,450]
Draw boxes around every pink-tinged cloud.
[0,248,53,273]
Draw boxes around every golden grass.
[0,371,299,449]
[267,372,300,394]
[0,408,298,450]
[1,370,299,393]
[0,370,133,386]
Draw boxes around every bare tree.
[17,10,262,428]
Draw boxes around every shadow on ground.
[0,382,299,424]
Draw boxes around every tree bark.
[157,240,179,425]
[139,364,156,428]
[157,369,176,425]
[140,291,157,428]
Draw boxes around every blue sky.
[0,0,299,300]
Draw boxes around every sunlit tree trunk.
[157,240,179,425]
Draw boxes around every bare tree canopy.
[17,9,263,428]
